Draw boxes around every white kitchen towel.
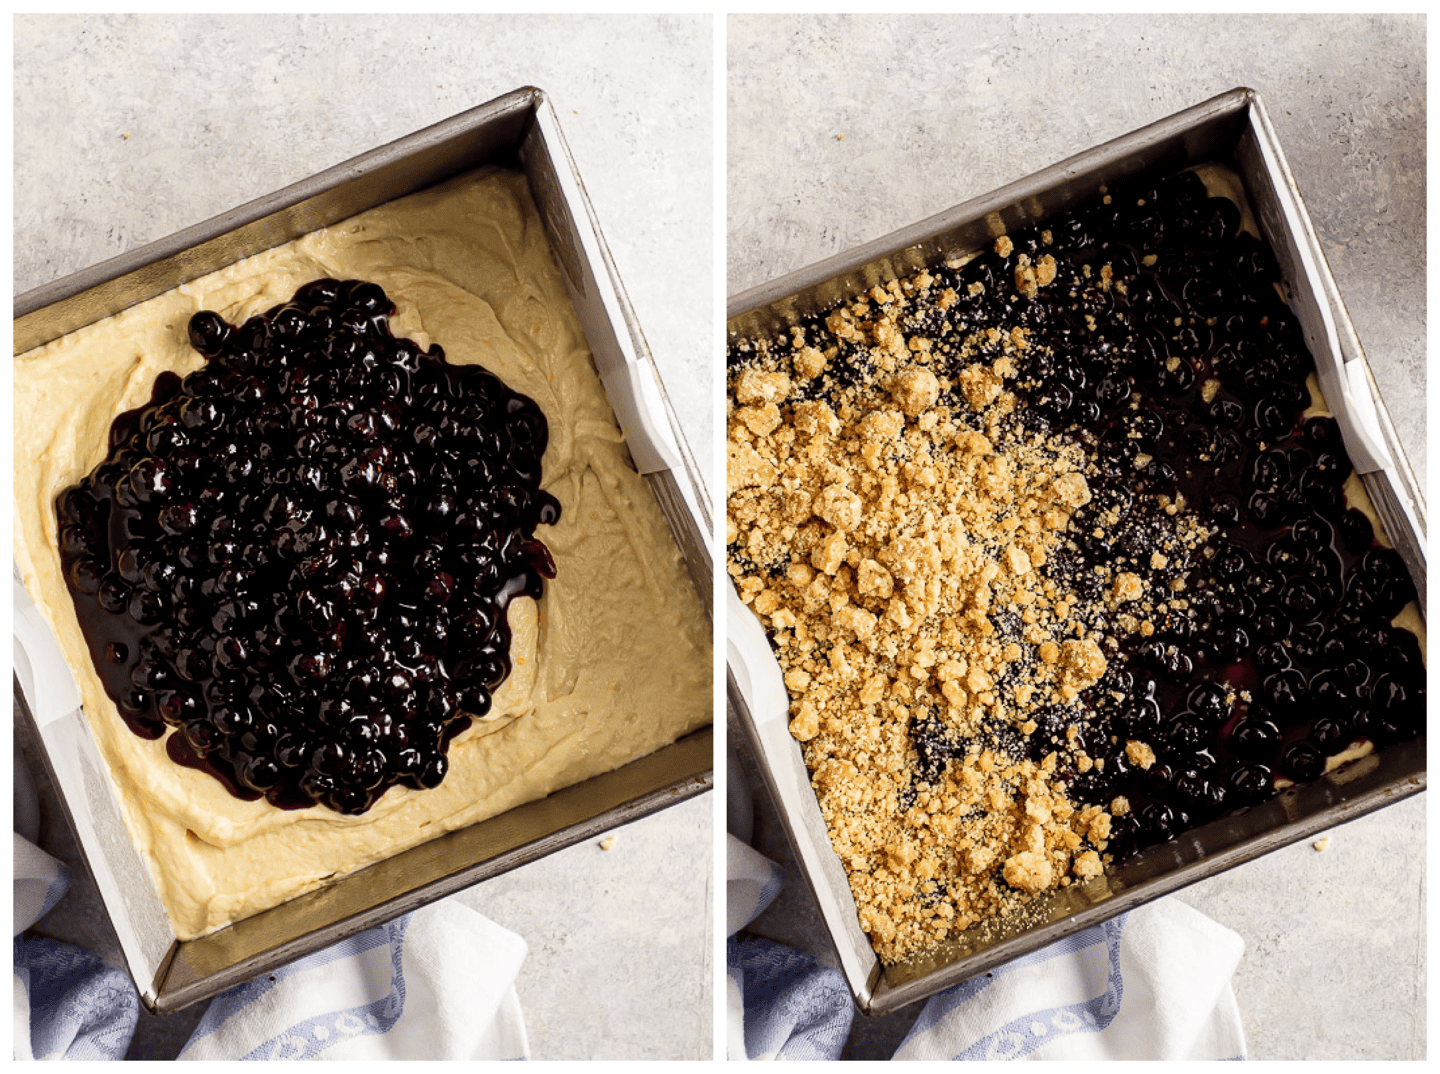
[14,834,139,1061]
[728,833,784,937]
[16,726,535,1062]
[727,834,1247,1061]
[729,934,856,1061]
[894,898,1247,1060]
[16,833,530,1060]
[177,898,529,1060]
[14,832,71,937]
[15,829,531,1061]
[727,833,854,1060]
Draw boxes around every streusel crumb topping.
[728,259,1208,962]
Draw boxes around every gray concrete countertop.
[15,13,712,1061]
[727,13,1424,1061]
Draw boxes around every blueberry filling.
[56,278,560,816]
[731,168,1425,864]
[973,175,1423,857]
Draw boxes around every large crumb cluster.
[727,241,1202,964]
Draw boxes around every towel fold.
[14,834,138,1061]
[178,898,529,1060]
[726,834,1247,1061]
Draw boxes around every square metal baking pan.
[726,87,1425,1015]
[15,86,713,1012]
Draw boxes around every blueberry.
[129,458,175,503]
[1302,415,1344,453]
[1248,449,1287,494]
[1187,682,1230,726]
[1207,493,1244,527]
[1281,742,1325,783]
[1228,764,1272,805]
[180,397,223,430]
[1165,716,1209,753]
[128,588,167,625]
[290,652,332,683]
[1311,716,1351,752]
[241,754,282,793]
[1252,396,1294,438]
[1175,768,1227,814]
[1279,579,1321,619]
[1248,491,1290,529]
[159,501,201,536]
[457,606,496,642]
[1369,674,1419,730]
[1138,801,1186,843]
[130,655,171,692]
[1208,398,1245,427]
[1095,376,1132,409]
[188,311,232,356]
[1211,542,1252,580]
[1338,509,1374,555]
[117,690,151,719]
[348,281,393,318]
[1252,608,1292,641]
[1245,564,1284,604]
[1263,670,1308,720]
[1254,641,1290,674]
[460,686,493,718]
[1207,625,1249,665]
[417,752,448,790]
[67,556,103,595]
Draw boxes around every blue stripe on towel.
[183,915,410,1059]
[953,914,1126,1060]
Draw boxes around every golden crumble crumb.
[891,366,941,417]
[1112,572,1143,603]
[794,345,827,380]
[734,368,791,406]
[1126,741,1157,770]
[1002,849,1053,892]
[1073,850,1103,878]
[1035,254,1057,287]
[789,701,820,741]
[727,440,774,495]
[734,402,781,437]
[1014,253,1059,300]
[815,484,863,531]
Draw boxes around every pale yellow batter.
[14,171,712,940]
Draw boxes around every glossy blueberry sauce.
[56,278,560,815]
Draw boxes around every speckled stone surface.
[728,13,1424,1061]
[15,13,713,1061]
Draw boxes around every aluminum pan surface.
[726,88,1426,1014]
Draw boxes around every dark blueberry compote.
[55,278,560,815]
[747,169,1425,866]
[987,170,1424,859]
